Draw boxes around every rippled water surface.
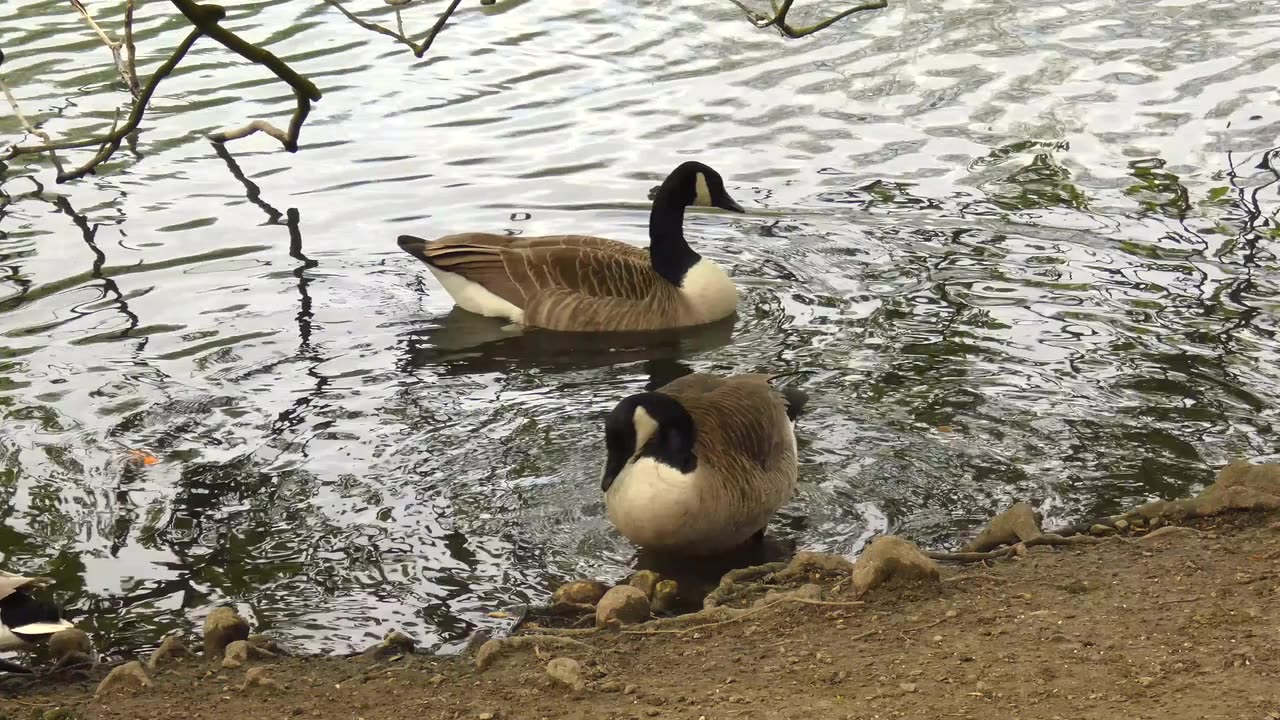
[1,0,1278,654]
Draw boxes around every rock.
[627,571,662,599]
[1135,462,1280,523]
[546,657,585,692]
[1138,525,1199,543]
[148,635,194,669]
[900,682,917,693]
[624,684,638,695]
[241,665,284,692]
[360,628,416,661]
[852,536,940,596]
[1113,519,1130,531]
[1089,524,1117,536]
[94,660,151,697]
[222,638,276,669]
[595,585,650,628]
[755,583,822,608]
[40,710,77,720]
[247,634,284,655]
[203,606,250,658]
[48,628,92,664]
[962,502,1042,553]
[777,551,855,581]
[552,580,609,607]
[651,580,680,614]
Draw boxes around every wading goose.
[600,372,807,555]
[397,161,746,332]
[0,572,74,653]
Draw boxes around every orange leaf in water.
[127,449,160,466]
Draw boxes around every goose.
[600,372,807,555]
[0,571,74,654]
[397,161,746,332]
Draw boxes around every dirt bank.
[3,467,1280,720]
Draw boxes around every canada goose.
[397,161,746,332]
[600,372,807,555]
[0,571,74,653]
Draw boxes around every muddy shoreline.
[2,461,1279,720]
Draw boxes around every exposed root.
[927,533,1104,564]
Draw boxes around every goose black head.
[600,392,698,492]
[654,162,745,214]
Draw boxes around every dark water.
[1,0,1277,655]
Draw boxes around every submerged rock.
[94,661,151,698]
[552,579,609,607]
[851,536,940,596]
[203,606,250,659]
[595,585,650,628]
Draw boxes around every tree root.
[926,533,1104,563]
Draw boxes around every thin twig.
[124,0,141,97]
[320,0,462,58]
[1157,596,1202,605]
[726,0,887,38]
[68,0,133,88]
[3,24,203,168]
[0,54,67,176]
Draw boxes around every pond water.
[1,0,1278,656]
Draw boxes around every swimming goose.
[600,372,807,555]
[397,161,746,332]
[0,571,74,653]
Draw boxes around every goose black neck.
[648,189,700,287]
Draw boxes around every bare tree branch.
[168,0,323,151]
[3,25,203,180]
[320,0,462,58]
[68,0,140,95]
[727,0,887,37]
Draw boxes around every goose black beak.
[718,197,746,214]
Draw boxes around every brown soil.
[3,510,1280,720]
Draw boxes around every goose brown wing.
[406,233,655,306]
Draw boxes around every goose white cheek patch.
[694,173,713,206]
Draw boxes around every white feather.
[679,258,738,321]
[605,457,701,549]
[426,266,525,324]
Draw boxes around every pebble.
[932,635,943,643]
[944,609,958,618]
[478,714,494,720]
[1114,519,1130,531]
[624,684,638,695]
[1089,524,1117,536]
[899,682,917,693]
